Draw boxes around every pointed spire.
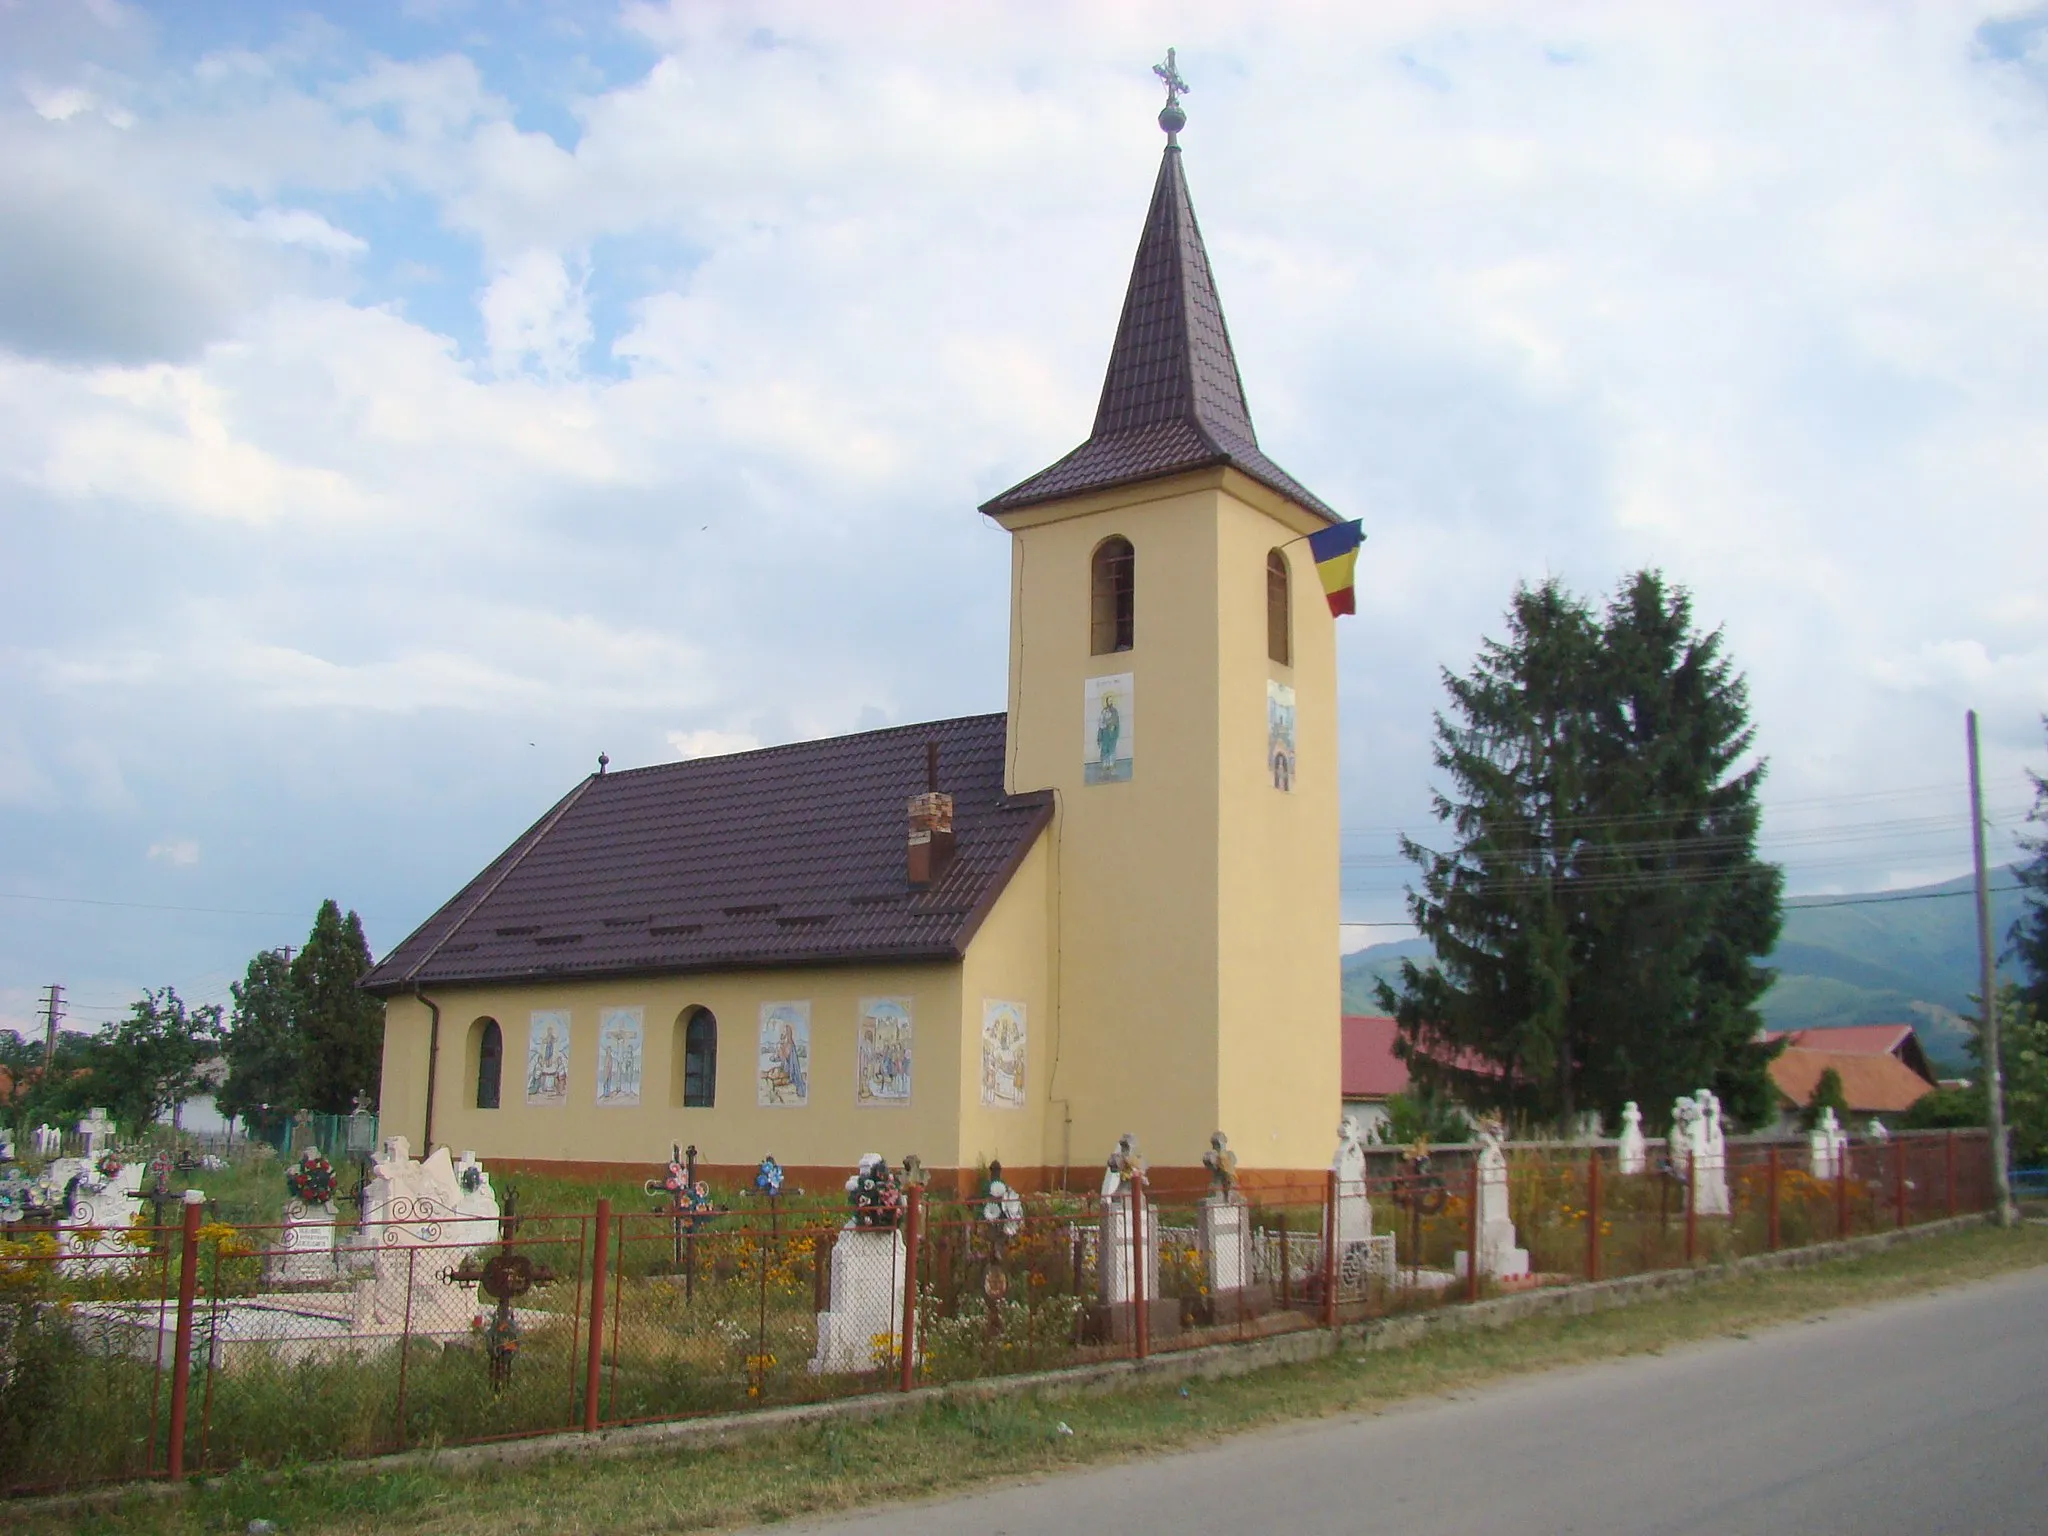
[982,111,1336,521]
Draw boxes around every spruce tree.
[2014,721,2048,1018]
[290,900,385,1113]
[218,948,303,1141]
[1378,571,1783,1130]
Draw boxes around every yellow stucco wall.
[994,466,1340,1173]
[956,825,1055,1177]
[377,960,964,1172]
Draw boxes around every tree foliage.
[218,948,302,1141]
[290,900,385,1114]
[1377,571,1784,1132]
[94,988,221,1135]
[2015,719,2048,1021]
[1801,1067,1849,1131]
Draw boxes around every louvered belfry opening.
[1091,536,1135,654]
[1266,549,1291,665]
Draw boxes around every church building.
[364,87,1346,1192]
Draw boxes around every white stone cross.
[76,1108,116,1154]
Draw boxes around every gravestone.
[1197,1132,1262,1313]
[810,1155,910,1374]
[57,1155,146,1273]
[1084,1133,1174,1343]
[1454,1123,1529,1281]
[269,1149,344,1285]
[349,1138,496,1337]
[1693,1092,1731,1217]
[1810,1107,1847,1180]
[1332,1114,1372,1243]
[1617,1102,1647,1175]
[75,1108,115,1156]
[1866,1119,1890,1143]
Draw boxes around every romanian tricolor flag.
[1307,520,1365,617]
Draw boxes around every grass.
[26,1219,2048,1536]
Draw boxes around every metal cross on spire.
[1154,47,1189,141]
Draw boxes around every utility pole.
[1967,710,2016,1226]
[37,983,64,1069]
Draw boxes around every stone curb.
[10,1212,1995,1519]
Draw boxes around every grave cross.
[445,1188,556,1391]
[126,1151,180,1236]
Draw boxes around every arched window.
[1266,549,1291,666]
[473,1018,502,1110]
[675,1007,717,1108]
[1090,536,1135,655]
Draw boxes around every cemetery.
[0,1105,1997,1497]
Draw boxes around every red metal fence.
[0,1130,1994,1496]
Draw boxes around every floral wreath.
[459,1163,484,1194]
[848,1154,903,1230]
[753,1155,784,1198]
[285,1151,337,1205]
[94,1151,125,1182]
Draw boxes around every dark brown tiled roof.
[982,145,1337,522]
[360,714,1051,995]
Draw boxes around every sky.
[3,0,2047,1038]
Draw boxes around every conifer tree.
[218,948,302,1141]
[290,900,385,1113]
[1378,571,1783,1130]
[2014,720,2048,1018]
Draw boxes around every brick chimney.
[908,741,956,888]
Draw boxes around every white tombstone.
[1198,1196,1251,1295]
[1332,1114,1373,1244]
[57,1156,145,1272]
[350,1138,494,1336]
[0,1127,14,1161]
[1866,1118,1890,1143]
[1099,1194,1159,1306]
[1692,1092,1731,1218]
[451,1149,499,1228]
[32,1124,61,1157]
[1454,1124,1529,1281]
[1617,1102,1647,1176]
[75,1108,115,1156]
[810,1226,912,1373]
[1810,1107,1847,1180]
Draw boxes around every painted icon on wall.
[1083,673,1135,785]
[855,997,913,1107]
[595,1006,644,1107]
[757,1001,811,1107]
[1267,679,1297,792]
[525,1010,571,1106]
[980,999,1027,1110]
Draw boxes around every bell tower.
[981,63,1342,1179]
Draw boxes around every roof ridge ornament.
[1154,47,1188,142]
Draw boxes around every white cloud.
[236,208,368,257]
[147,839,199,866]
[480,250,591,377]
[667,728,762,760]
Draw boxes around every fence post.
[1684,1155,1698,1266]
[1132,1179,1150,1362]
[1894,1137,1908,1229]
[164,1189,204,1480]
[1465,1156,1481,1303]
[1766,1144,1780,1253]
[584,1198,609,1433]
[1322,1169,1339,1330]
[1945,1129,1957,1218]
[1835,1148,1850,1240]
[1585,1149,1601,1282]
[898,1186,921,1393]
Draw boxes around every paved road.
[763,1265,2048,1536]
